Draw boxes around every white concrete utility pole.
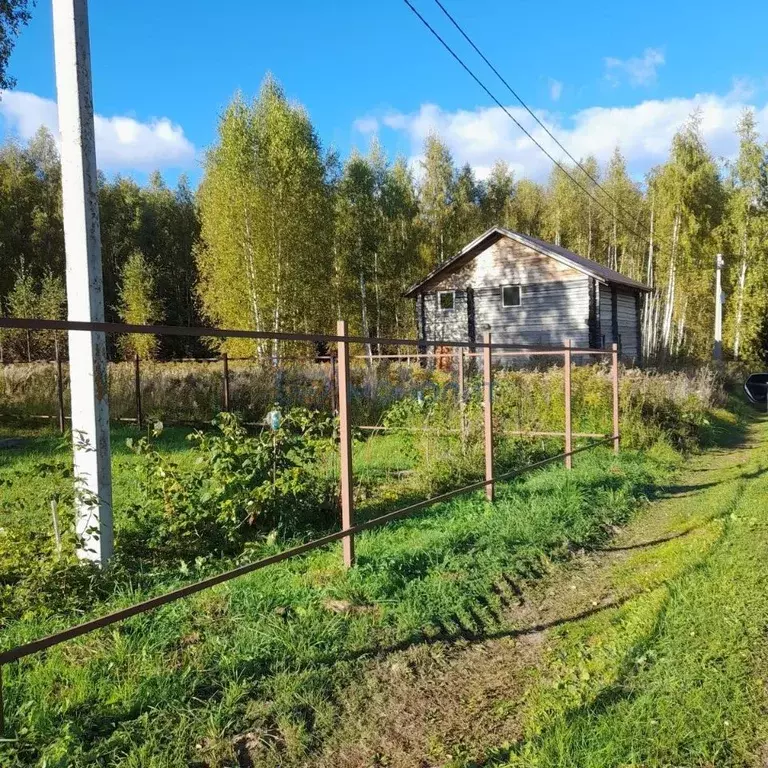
[52,0,113,564]
[713,253,725,362]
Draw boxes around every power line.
[430,0,653,243]
[402,0,654,255]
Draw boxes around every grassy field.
[0,429,670,766]
[501,409,768,767]
[0,364,738,766]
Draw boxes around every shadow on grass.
[8,403,765,761]
[491,558,718,768]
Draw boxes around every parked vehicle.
[744,373,768,405]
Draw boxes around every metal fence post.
[612,342,620,454]
[222,352,230,413]
[564,340,572,469]
[482,330,494,501]
[55,342,66,434]
[134,353,142,427]
[336,319,355,567]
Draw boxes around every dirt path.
[309,414,768,767]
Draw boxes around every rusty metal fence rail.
[0,316,620,731]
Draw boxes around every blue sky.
[2,0,767,186]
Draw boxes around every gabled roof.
[404,226,651,297]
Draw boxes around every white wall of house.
[420,237,592,348]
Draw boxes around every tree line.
[1,74,766,364]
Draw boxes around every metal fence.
[0,316,620,731]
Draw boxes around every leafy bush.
[376,362,722,497]
[123,409,339,560]
[0,507,109,622]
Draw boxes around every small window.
[438,291,455,311]
[502,284,522,307]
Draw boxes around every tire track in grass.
[505,417,768,768]
[300,418,763,768]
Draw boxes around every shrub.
[0,506,109,622]
[376,362,723,497]
[122,409,339,560]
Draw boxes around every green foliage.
[419,132,459,267]
[0,0,33,90]
[482,160,516,229]
[124,410,338,559]
[0,438,668,766]
[0,362,741,764]
[3,74,768,366]
[377,363,719,497]
[6,270,37,361]
[505,413,768,768]
[117,250,162,359]
[0,516,108,622]
[196,77,335,357]
[0,128,202,361]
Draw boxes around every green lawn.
[0,419,669,767]
[499,412,768,767]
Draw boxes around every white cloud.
[0,90,196,171]
[605,48,665,87]
[729,76,757,102]
[368,88,768,183]
[549,79,563,102]
[353,115,379,135]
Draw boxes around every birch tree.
[196,77,334,356]
[649,115,724,358]
[334,150,379,359]
[419,133,456,267]
[512,179,546,236]
[117,251,162,360]
[482,160,515,229]
[723,110,768,361]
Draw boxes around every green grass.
[0,424,196,530]
[0,440,668,767]
[498,410,768,768]
[0,367,736,766]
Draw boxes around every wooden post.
[134,353,142,427]
[55,342,66,434]
[0,663,3,736]
[482,330,494,501]
[336,320,355,567]
[51,499,63,556]
[612,342,620,454]
[564,340,572,469]
[222,352,230,413]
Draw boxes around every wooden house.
[405,226,651,361]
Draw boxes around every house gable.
[405,226,650,297]
[420,236,585,293]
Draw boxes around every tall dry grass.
[0,358,727,440]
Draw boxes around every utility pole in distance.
[52,0,113,564]
[714,253,725,362]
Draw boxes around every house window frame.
[438,290,456,312]
[501,284,522,308]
